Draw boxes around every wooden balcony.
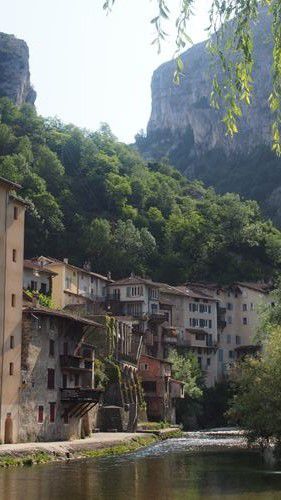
[60,355,93,372]
[61,387,103,402]
[148,312,167,323]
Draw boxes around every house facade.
[32,257,112,309]
[23,259,55,295]
[19,305,103,442]
[0,177,26,444]
[139,354,184,423]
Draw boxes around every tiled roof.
[109,276,161,287]
[234,282,272,293]
[24,259,57,275]
[32,256,113,282]
[0,176,21,190]
[22,305,104,327]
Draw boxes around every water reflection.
[0,437,281,500]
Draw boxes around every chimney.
[63,258,69,264]
[107,271,112,280]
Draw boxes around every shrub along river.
[0,431,281,499]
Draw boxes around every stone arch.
[4,413,13,444]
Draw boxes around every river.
[1,432,281,499]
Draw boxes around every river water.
[1,433,281,500]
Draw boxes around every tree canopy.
[1,97,281,283]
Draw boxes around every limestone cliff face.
[146,9,272,169]
[0,33,36,106]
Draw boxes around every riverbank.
[0,428,183,468]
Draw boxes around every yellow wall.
[0,184,25,443]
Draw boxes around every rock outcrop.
[0,33,36,106]
[143,8,272,174]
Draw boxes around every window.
[47,369,55,389]
[11,294,15,307]
[140,363,149,371]
[207,358,211,366]
[227,303,233,311]
[13,206,18,220]
[40,283,47,294]
[208,320,212,329]
[207,334,213,346]
[49,339,55,357]
[62,374,67,388]
[91,288,94,296]
[74,374,80,386]
[65,277,71,289]
[126,287,131,297]
[73,271,76,277]
[190,318,199,327]
[208,305,212,313]
[243,317,248,325]
[142,381,156,392]
[195,333,205,341]
[250,303,254,311]
[12,249,16,262]
[227,316,232,324]
[219,349,223,362]
[227,334,231,344]
[49,403,56,423]
[199,319,208,328]
[10,336,14,349]
[242,303,248,311]
[49,318,55,331]
[31,280,38,291]
[38,406,44,423]
[197,357,202,367]
[9,362,14,375]
[229,350,234,359]
[236,335,241,345]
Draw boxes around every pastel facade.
[32,257,112,309]
[107,275,163,318]
[0,177,25,443]
[23,259,55,295]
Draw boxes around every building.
[139,354,184,423]
[106,275,167,358]
[186,281,272,379]
[215,282,272,377]
[158,283,219,387]
[19,302,104,442]
[0,177,26,444]
[107,274,163,319]
[23,259,55,295]
[31,256,113,309]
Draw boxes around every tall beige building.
[0,177,26,443]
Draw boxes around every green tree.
[228,326,281,451]
[168,349,203,398]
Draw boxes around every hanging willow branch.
[102,0,281,154]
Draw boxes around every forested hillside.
[1,97,281,284]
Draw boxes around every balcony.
[148,312,167,323]
[60,355,93,372]
[61,387,103,402]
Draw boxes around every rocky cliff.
[141,9,272,175]
[0,33,36,106]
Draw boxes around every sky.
[1,0,211,143]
